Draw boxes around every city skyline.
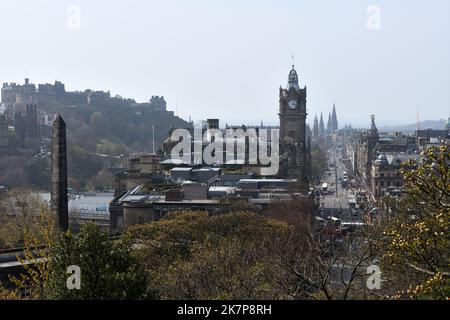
[0,1,448,304]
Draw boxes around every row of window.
[375,180,402,188]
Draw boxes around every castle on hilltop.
[0,78,172,154]
[1,78,168,112]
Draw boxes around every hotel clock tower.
[278,65,310,192]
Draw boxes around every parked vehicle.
[348,198,357,209]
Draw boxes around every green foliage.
[141,181,180,194]
[0,205,57,300]
[87,167,114,191]
[382,143,450,300]
[45,223,150,300]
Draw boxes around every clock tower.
[278,65,309,192]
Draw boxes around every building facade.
[0,114,16,152]
[353,115,379,186]
[370,153,417,199]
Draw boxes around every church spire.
[370,114,379,139]
[327,112,331,133]
[319,112,325,135]
[331,102,338,133]
[313,114,319,137]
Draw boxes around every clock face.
[288,99,297,109]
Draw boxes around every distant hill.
[1,89,192,190]
[41,99,192,189]
[378,119,447,133]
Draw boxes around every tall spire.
[313,114,319,137]
[327,112,331,133]
[51,114,69,232]
[369,114,379,139]
[319,112,325,135]
[331,102,338,133]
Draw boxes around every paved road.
[318,147,363,223]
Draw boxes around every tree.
[89,112,105,133]
[0,208,56,300]
[262,194,386,300]
[382,143,449,299]
[45,223,150,300]
[0,156,30,187]
[127,211,294,299]
[1,197,150,300]
[87,167,113,191]
[0,188,48,249]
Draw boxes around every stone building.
[353,115,379,186]
[149,95,167,111]
[1,79,35,105]
[160,118,278,176]
[0,114,16,152]
[25,104,38,141]
[109,185,226,231]
[415,128,449,146]
[158,65,312,192]
[278,65,310,192]
[114,152,163,197]
[1,78,130,108]
[13,103,39,149]
[370,153,417,199]
[353,114,420,196]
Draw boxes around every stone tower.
[25,104,38,141]
[331,103,338,133]
[278,65,309,192]
[313,114,319,137]
[369,114,379,141]
[51,114,69,232]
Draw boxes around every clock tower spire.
[278,64,309,192]
[287,64,300,91]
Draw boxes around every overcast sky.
[0,0,449,127]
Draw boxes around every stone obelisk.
[51,114,69,232]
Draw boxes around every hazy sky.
[0,0,449,127]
